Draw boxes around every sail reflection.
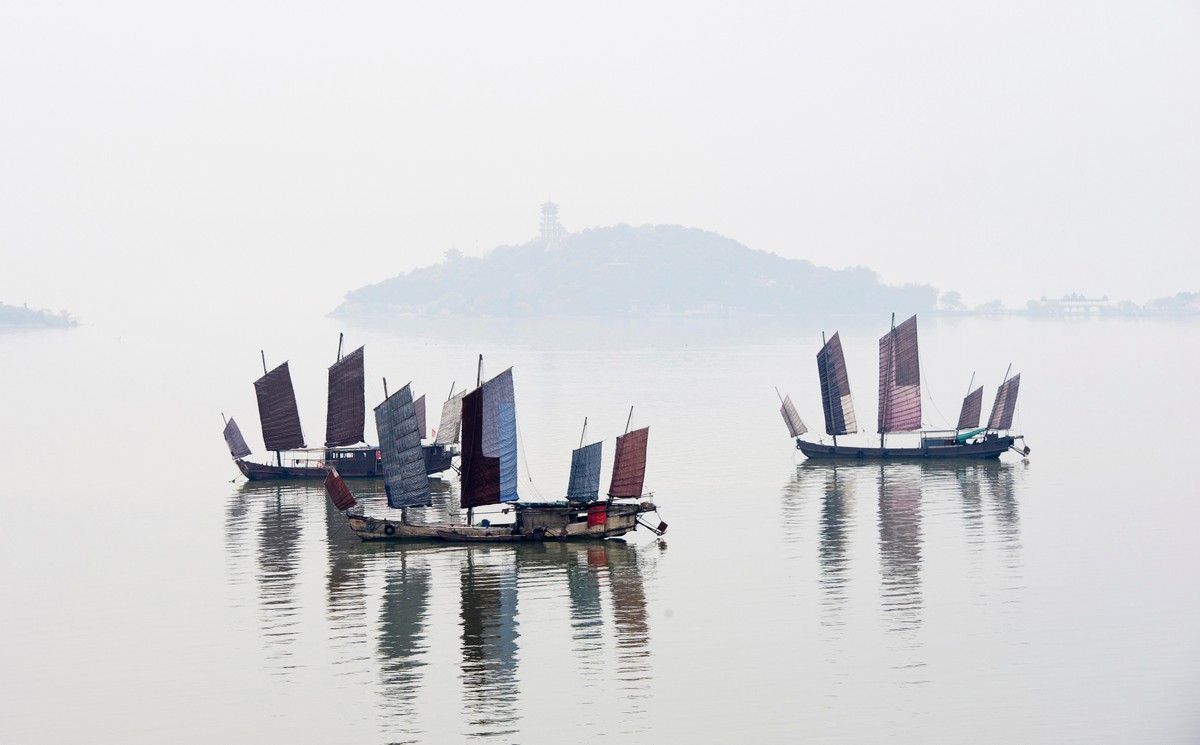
[791,460,1024,646]
[324,495,370,669]
[226,474,659,741]
[379,549,432,740]
[459,547,521,740]
[256,484,307,671]
[877,466,924,637]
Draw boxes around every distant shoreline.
[0,302,77,329]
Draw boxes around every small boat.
[222,337,458,480]
[514,416,667,540]
[329,380,448,541]
[327,359,667,543]
[780,314,1029,461]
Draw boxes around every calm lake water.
[2,312,1198,743]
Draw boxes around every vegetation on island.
[936,291,1200,317]
[0,302,76,328]
[333,224,937,320]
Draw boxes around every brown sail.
[608,427,649,499]
[324,469,358,512]
[817,332,858,436]
[325,346,365,448]
[415,394,427,440]
[877,315,921,433]
[254,361,305,452]
[988,374,1021,430]
[957,386,984,430]
[459,385,500,509]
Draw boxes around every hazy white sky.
[2,0,1198,321]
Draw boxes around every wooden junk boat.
[327,361,667,543]
[221,337,459,481]
[779,314,1029,461]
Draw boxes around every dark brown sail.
[988,374,1021,430]
[325,346,365,448]
[957,386,984,430]
[254,361,305,452]
[459,386,500,509]
[608,427,649,499]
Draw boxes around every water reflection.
[224,479,659,741]
[256,484,306,672]
[380,549,432,741]
[818,466,853,626]
[790,460,1024,650]
[877,466,923,638]
[459,548,520,740]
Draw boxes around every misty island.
[333,206,934,321]
[331,203,1197,322]
[0,301,76,328]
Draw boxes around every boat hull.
[796,434,1016,460]
[435,526,536,542]
[236,443,456,481]
[517,502,645,540]
[347,514,444,541]
[343,501,663,544]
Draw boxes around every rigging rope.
[920,367,952,429]
[514,419,545,502]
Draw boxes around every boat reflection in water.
[255,483,307,673]
[225,479,657,742]
[790,460,1023,679]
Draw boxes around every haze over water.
[2,311,1197,743]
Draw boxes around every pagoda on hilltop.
[539,201,568,247]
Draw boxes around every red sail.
[325,346,365,448]
[459,385,501,508]
[415,394,427,440]
[608,427,649,499]
[957,386,983,430]
[324,469,357,512]
[254,361,305,452]
[877,315,921,433]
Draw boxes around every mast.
[625,406,634,435]
[336,332,344,361]
[821,332,836,447]
[881,313,895,449]
[579,417,588,449]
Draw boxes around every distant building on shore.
[539,201,568,247]
[1028,294,1111,317]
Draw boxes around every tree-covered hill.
[0,302,76,328]
[332,224,936,320]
